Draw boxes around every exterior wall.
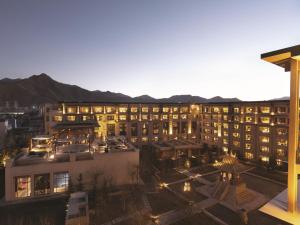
[5,150,139,201]
[44,100,300,166]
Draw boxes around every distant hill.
[0,73,241,106]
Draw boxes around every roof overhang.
[261,44,300,72]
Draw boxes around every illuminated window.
[259,126,270,133]
[245,116,253,122]
[260,117,270,124]
[245,125,251,132]
[234,124,239,129]
[106,107,115,113]
[93,106,103,113]
[82,115,92,121]
[233,141,240,147]
[67,107,76,114]
[245,134,251,141]
[213,137,218,142]
[162,115,168,120]
[223,131,228,137]
[163,107,169,113]
[67,115,76,121]
[234,107,239,113]
[223,123,229,129]
[245,143,251,150]
[181,114,187,119]
[223,139,228,144]
[276,106,287,114]
[152,115,159,120]
[277,139,287,146]
[130,115,138,120]
[277,148,285,156]
[180,107,188,113]
[131,107,138,113]
[142,107,148,113]
[152,107,159,113]
[173,114,178,119]
[107,115,114,121]
[96,115,102,121]
[142,137,148,142]
[245,107,254,113]
[276,117,287,125]
[260,136,269,143]
[54,115,62,122]
[173,107,178,112]
[223,147,228,153]
[223,107,229,113]
[276,159,282,166]
[213,107,220,113]
[119,107,127,113]
[131,137,137,143]
[277,128,287,135]
[119,115,127,121]
[260,156,269,163]
[15,176,31,198]
[233,132,240,138]
[80,107,89,114]
[261,146,269,152]
[142,115,148,120]
[245,152,253,159]
[260,107,270,113]
[54,172,69,193]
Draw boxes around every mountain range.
[0,73,241,106]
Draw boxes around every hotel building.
[44,100,300,168]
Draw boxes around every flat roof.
[261,44,300,71]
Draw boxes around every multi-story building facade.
[44,100,300,168]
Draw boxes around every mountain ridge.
[0,73,241,106]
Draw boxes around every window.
[181,114,187,119]
[153,122,159,135]
[162,115,168,120]
[276,117,287,124]
[119,115,127,121]
[106,107,115,113]
[276,107,287,113]
[277,148,285,156]
[180,107,188,113]
[245,152,253,159]
[260,106,270,113]
[93,106,103,113]
[34,174,50,196]
[223,123,229,129]
[234,107,239,113]
[260,136,269,143]
[173,107,178,112]
[67,107,77,114]
[245,143,251,150]
[130,115,138,120]
[80,107,89,114]
[119,107,127,113]
[119,123,127,136]
[131,107,138,113]
[223,139,228,144]
[54,172,69,193]
[277,128,287,135]
[245,125,251,132]
[163,107,169,113]
[245,107,254,113]
[107,115,114,121]
[152,107,159,113]
[142,107,148,113]
[173,114,179,119]
[131,123,138,136]
[234,124,239,130]
[152,114,159,120]
[223,107,229,113]
[261,146,269,153]
[15,176,31,198]
[233,141,240,147]
[213,107,220,113]
[54,115,62,122]
[260,156,269,163]
[67,115,76,122]
[245,134,251,141]
[259,126,270,133]
[277,139,287,146]
[260,117,270,124]
[82,115,92,121]
[223,115,228,121]
[233,132,240,138]
[245,116,253,122]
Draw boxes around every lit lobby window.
[260,156,269,163]
[15,176,31,198]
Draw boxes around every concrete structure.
[5,141,139,202]
[44,101,300,168]
[65,192,89,225]
[259,45,300,223]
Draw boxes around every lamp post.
[261,45,300,214]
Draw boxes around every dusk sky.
[0,0,299,100]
